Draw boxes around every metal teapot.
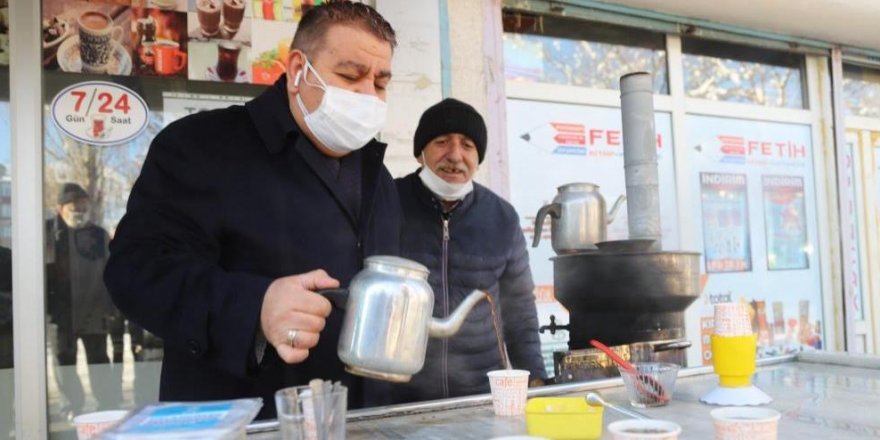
[532,183,626,254]
[325,255,486,383]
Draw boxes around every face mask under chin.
[418,164,474,201]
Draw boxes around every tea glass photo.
[154,40,186,75]
[487,369,530,416]
[90,114,107,139]
[216,40,241,81]
[275,385,347,440]
[77,11,123,73]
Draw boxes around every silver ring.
[286,329,298,348]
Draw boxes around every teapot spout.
[429,290,487,338]
[607,195,627,224]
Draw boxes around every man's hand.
[261,269,340,364]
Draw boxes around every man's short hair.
[291,1,397,56]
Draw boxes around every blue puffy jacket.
[391,172,546,403]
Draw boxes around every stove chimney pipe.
[620,72,662,250]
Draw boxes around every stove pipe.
[620,72,662,251]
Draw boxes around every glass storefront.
[39,2,265,435]
[502,8,830,368]
[502,11,669,93]
[681,38,806,109]
[843,64,880,117]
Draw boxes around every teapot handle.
[317,288,348,310]
[532,203,561,248]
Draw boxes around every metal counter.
[248,352,880,439]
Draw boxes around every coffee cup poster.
[42,1,135,76]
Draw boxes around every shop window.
[502,11,669,94]
[42,69,262,436]
[843,64,880,118]
[682,38,806,109]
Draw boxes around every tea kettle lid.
[558,182,599,192]
[364,255,429,274]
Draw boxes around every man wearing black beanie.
[391,98,547,403]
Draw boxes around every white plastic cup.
[711,407,781,440]
[714,303,753,336]
[72,410,129,440]
[487,369,530,416]
[607,419,682,440]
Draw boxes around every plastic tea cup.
[487,369,530,416]
[276,384,347,440]
[72,410,129,440]
[607,419,682,440]
[711,407,781,440]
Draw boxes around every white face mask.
[294,58,387,155]
[418,164,474,201]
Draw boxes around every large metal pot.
[552,250,701,347]
[532,182,626,254]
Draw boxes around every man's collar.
[245,75,300,154]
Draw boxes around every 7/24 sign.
[51,81,149,146]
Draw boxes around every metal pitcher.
[532,183,626,254]
[327,255,486,383]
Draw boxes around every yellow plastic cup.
[526,397,604,440]
[711,334,757,387]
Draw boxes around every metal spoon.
[586,392,651,420]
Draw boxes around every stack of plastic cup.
[701,302,772,406]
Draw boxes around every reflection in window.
[843,65,880,118]
[502,11,669,93]
[682,38,806,109]
[42,72,262,436]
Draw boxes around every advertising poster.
[250,19,294,85]
[762,175,808,270]
[685,115,822,364]
[700,172,751,273]
[133,0,188,10]
[42,0,134,75]
[131,8,189,77]
[187,0,252,83]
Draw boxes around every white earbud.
[294,70,302,87]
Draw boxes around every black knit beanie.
[413,98,487,163]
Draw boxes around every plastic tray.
[525,397,603,440]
